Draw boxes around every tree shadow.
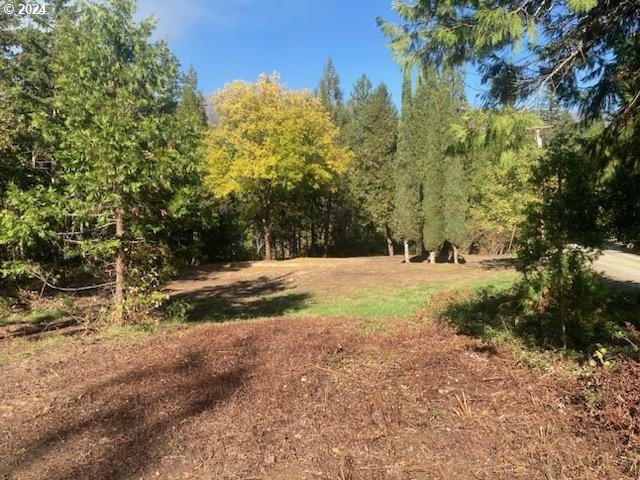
[2,337,255,480]
[477,257,517,270]
[598,276,640,291]
[174,274,310,322]
[176,261,255,281]
[441,282,640,359]
[408,253,428,263]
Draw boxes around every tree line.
[1,0,637,327]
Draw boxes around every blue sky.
[137,0,485,106]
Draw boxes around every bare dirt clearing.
[167,255,516,322]
[169,255,514,296]
[0,256,634,479]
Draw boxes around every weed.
[453,391,472,419]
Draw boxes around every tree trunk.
[404,240,410,264]
[263,219,273,261]
[311,223,317,256]
[429,251,436,264]
[323,198,331,258]
[385,225,394,257]
[452,244,459,264]
[113,210,125,322]
[386,238,395,257]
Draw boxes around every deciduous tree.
[203,74,351,260]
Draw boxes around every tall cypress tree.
[393,69,422,263]
[419,68,466,263]
[441,71,467,263]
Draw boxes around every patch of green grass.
[293,275,518,321]
[174,273,519,328]
[95,322,159,346]
[0,308,68,326]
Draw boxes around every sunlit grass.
[291,275,518,320]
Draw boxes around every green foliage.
[380,0,640,241]
[316,58,348,128]
[443,276,640,359]
[347,84,398,242]
[414,69,467,257]
[164,299,191,324]
[516,117,608,347]
[453,108,543,253]
[393,69,422,245]
[0,0,209,321]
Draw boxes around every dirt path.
[596,249,640,289]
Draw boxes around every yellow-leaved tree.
[203,74,351,260]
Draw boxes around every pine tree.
[316,57,343,118]
[348,74,373,114]
[313,58,349,255]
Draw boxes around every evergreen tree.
[164,66,214,266]
[349,84,398,256]
[316,57,344,121]
[417,69,466,263]
[313,58,349,255]
[50,0,184,319]
[393,69,422,263]
[380,0,640,247]
[348,74,373,114]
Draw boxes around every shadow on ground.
[2,336,255,480]
[477,257,517,270]
[174,273,311,322]
[176,261,255,282]
[440,280,640,359]
[599,276,640,291]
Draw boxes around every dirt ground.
[167,255,515,322]
[168,255,515,298]
[0,256,635,479]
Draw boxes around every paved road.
[595,249,640,288]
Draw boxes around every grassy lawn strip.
[291,275,518,320]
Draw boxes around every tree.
[393,70,422,263]
[348,74,373,114]
[316,58,344,124]
[518,118,605,347]
[0,0,75,193]
[412,69,466,263]
[203,74,351,260]
[348,84,398,256]
[163,66,214,266]
[379,0,640,241]
[49,0,183,319]
[453,109,543,254]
